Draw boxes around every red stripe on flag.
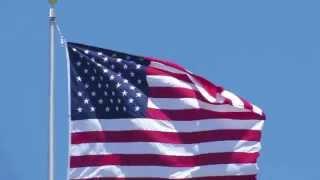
[71,130,261,144]
[146,58,261,114]
[191,73,224,97]
[147,108,265,120]
[146,66,192,83]
[240,97,254,111]
[146,57,189,73]
[70,152,259,168]
[149,87,217,103]
[146,58,224,97]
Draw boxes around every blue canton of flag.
[68,42,149,120]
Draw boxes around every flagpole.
[49,1,57,180]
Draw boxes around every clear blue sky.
[1,1,319,180]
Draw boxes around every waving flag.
[67,42,265,180]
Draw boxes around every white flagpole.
[49,0,57,180]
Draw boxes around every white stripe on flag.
[147,75,194,89]
[71,140,261,156]
[147,75,218,103]
[69,163,258,179]
[252,104,264,115]
[149,61,217,103]
[221,90,245,109]
[71,118,264,133]
[150,61,186,74]
[148,98,251,112]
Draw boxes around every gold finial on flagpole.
[49,0,58,6]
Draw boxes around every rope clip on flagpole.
[48,1,57,180]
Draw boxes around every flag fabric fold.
[67,42,265,180]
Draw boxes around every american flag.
[67,42,265,180]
